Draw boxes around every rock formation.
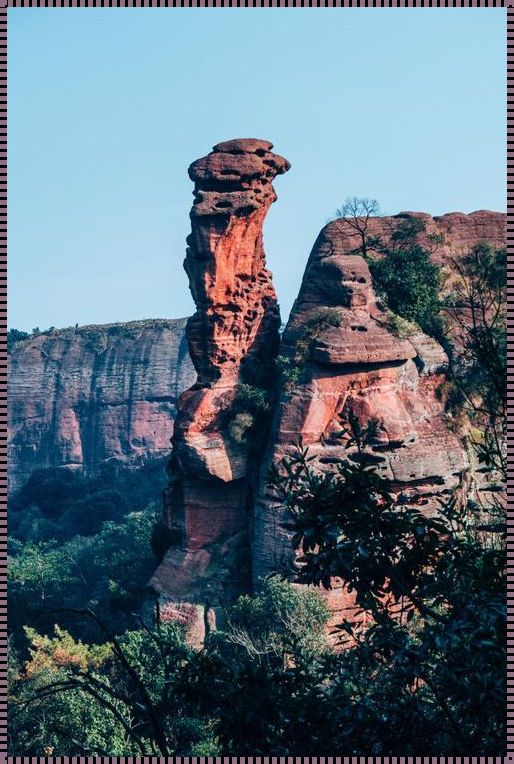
[149,139,290,613]
[251,210,505,625]
[8,319,195,493]
[8,132,504,637]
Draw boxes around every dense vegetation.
[8,229,505,755]
[9,457,168,545]
[8,459,168,646]
[7,328,31,353]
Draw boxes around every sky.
[8,8,505,332]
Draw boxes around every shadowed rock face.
[150,139,290,609]
[8,319,196,494]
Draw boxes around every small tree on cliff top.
[333,197,381,257]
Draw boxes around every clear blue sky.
[9,8,505,331]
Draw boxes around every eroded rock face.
[324,209,506,267]
[150,139,290,609]
[8,319,196,493]
[251,216,478,625]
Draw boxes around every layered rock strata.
[251,218,474,624]
[8,319,195,493]
[150,139,290,611]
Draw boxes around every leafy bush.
[269,416,505,754]
[227,384,272,445]
[275,355,302,385]
[369,245,441,337]
[221,577,329,662]
[442,243,506,479]
[9,620,219,756]
[228,412,255,444]
[7,329,30,353]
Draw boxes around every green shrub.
[8,509,157,646]
[226,384,272,445]
[369,245,441,338]
[228,412,255,444]
[223,577,329,662]
[7,329,30,353]
[276,355,302,385]
[9,458,168,546]
[233,383,271,415]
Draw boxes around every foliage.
[331,205,442,339]
[9,627,133,756]
[7,328,30,353]
[178,582,336,755]
[23,625,113,675]
[219,576,329,663]
[8,510,157,647]
[9,457,168,545]
[384,310,422,339]
[443,244,506,481]
[275,354,302,385]
[270,416,450,618]
[269,415,505,754]
[369,242,441,338]
[9,617,220,756]
[333,197,381,257]
[8,237,505,755]
[9,579,333,756]
[227,383,272,445]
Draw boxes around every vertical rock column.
[150,139,290,619]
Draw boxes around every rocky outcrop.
[326,209,505,267]
[146,169,503,632]
[8,319,196,493]
[150,139,290,610]
[251,212,501,622]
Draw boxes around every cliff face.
[8,319,196,494]
[149,139,504,632]
[150,139,290,609]
[9,133,504,634]
[143,139,504,628]
[251,209,505,626]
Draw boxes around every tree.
[181,581,337,756]
[333,197,380,257]
[443,244,506,482]
[8,614,219,756]
[8,626,133,756]
[269,416,505,754]
[9,457,168,545]
[369,243,441,338]
[8,510,157,647]
[219,576,329,665]
[7,328,30,353]
[331,205,442,339]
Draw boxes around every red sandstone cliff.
[149,139,504,634]
[251,209,505,625]
[8,319,196,493]
[150,139,290,609]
